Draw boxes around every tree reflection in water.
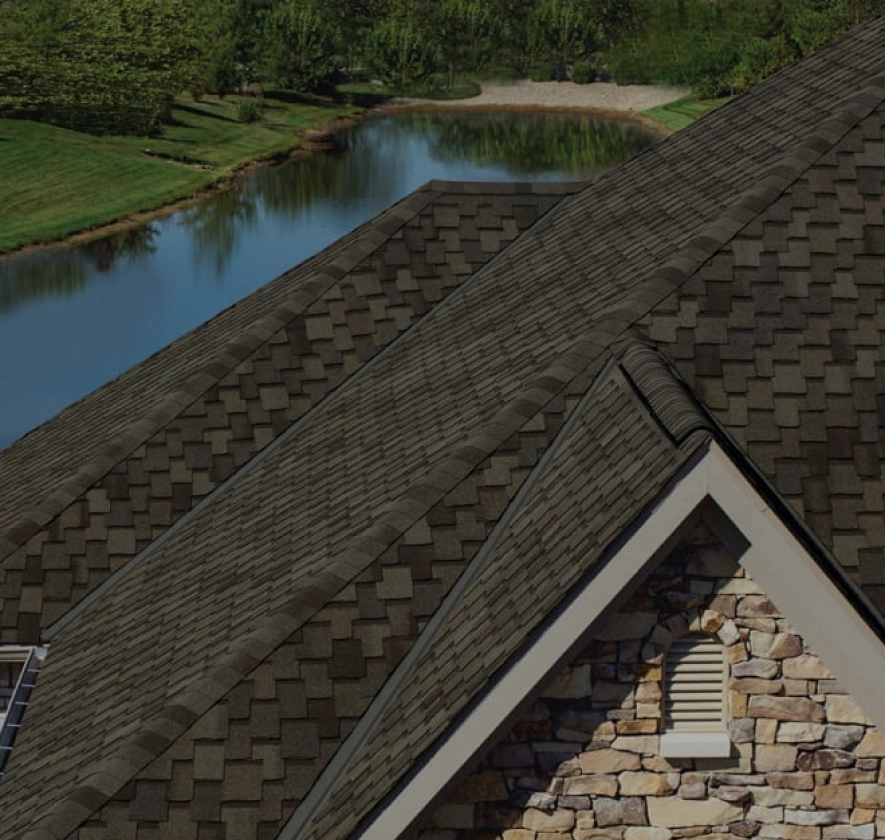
[0,224,158,313]
[413,112,656,175]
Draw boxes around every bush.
[571,62,594,84]
[529,63,555,82]
[236,98,265,123]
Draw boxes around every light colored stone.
[748,696,824,722]
[758,827,822,840]
[731,678,783,694]
[594,796,648,827]
[596,612,658,641]
[815,786,853,809]
[752,788,814,807]
[748,806,785,824]
[502,832,536,840]
[611,736,659,754]
[825,696,872,725]
[543,664,594,699]
[782,655,833,680]
[715,785,752,803]
[574,830,624,840]
[624,829,671,840]
[579,749,641,774]
[785,810,848,826]
[576,811,595,830]
[850,809,874,825]
[701,610,725,633]
[730,717,756,743]
[523,808,576,832]
[564,776,618,797]
[679,781,706,800]
[829,770,875,785]
[822,826,874,840]
[647,797,742,827]
[733,659,779,679]
[738,595,781,617]
[855,729,885,757]
[777,723,826,743]
[727,642,749,663]
[617,719,659,735]
[718,619,742,646]
[824,726,864,750]
[619,772,676,797]
[750,632,803,659]
[756,719,779,743]
[767,772,814,790]
[755,744,798,771]
[854,785,885,808]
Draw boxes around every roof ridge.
[425,179,589,195]
[280,354,634,840]
[22,323,630,840]
[616,338,712,446]
[0,186,441,564]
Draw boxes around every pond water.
[0,111,656,450]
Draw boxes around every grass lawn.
[0,94,359,253]
[642,93,731,133]
[336,77,481,104]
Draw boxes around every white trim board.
[356,440,885,840]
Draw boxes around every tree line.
[0,0,882,135]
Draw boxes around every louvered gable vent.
[665,634,725,732]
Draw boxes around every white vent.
[665,634,725,732]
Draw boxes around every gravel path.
[389,80,690,113]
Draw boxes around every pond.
[0,111,656,450]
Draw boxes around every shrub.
[571,62,594,84]
[529,63,555,82]
[236,98,264,123]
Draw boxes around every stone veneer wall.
[417,523,885,840]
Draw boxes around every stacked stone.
[417,525,885,840]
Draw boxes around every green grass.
[0,94,359,253]
[642,93,731,133]
[337,77,481,103]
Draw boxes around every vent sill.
[660,731,731,758]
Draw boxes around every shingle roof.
[0,181,577,644]
[1,14,885,840]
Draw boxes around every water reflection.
[415,112,655,174]
[0,112,656,448]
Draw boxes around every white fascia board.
[704,444,885,727]
[356,441,885,840]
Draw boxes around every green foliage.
[529,64,556,82]
[236,97,265,123]
[267,0,340,91]
[0,0,202,134]
[365,17,438,90]
[606,0,882,95]
[730,35,796,93]
[571,62,594,84]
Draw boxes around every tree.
[364,16,437,91]
[0,0,202,133]
[267,0,340,91]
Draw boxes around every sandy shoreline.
[390,80,690,112]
